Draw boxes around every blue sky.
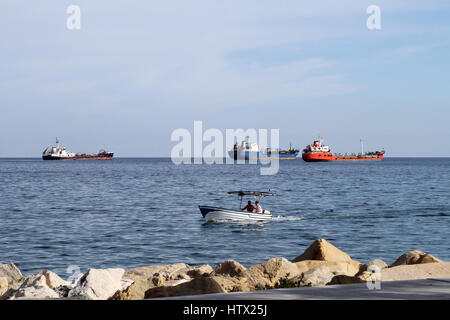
[1,1,449,156]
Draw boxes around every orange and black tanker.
[302,137,384,162]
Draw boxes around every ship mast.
[318,134,323,146]
[360,137,364,155]
[56,137,60,149]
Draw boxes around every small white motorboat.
[199,191,276,222]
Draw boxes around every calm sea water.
[0,158,449,276]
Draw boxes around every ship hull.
[302,152,384,162]
[228,150,260,161]
[263,150,299,160]
[42,154,113,161]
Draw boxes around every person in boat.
[241,201,255,212]
[255,201,263,214]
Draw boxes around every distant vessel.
[228,140,299,160]
[199,191,275,222]
[42,138,114,160]
[228,140,259,160]
[263,143,299,160]
[302,137,384,162]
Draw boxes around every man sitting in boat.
[255,201,263,214]
[241,201,255,212]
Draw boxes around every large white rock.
[0,277,8,296]
[37,270,71,289]
[111,263,212,300]
[297,262,361,287]
[8,274,60,300]
[0,263,23,283]
[68,268,126,300]
[300,266,336,287]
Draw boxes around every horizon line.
[1,156,450,159]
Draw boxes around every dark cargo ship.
[228,140,299,160]
[42,138,113,160]
[261,143,299,160]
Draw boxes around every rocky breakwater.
[1,239,449,300]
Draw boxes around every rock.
[7,274,60,300]
[353,259,387,278]
[111,277,155,300]
[295,260,361,277]
[298,266,335,287]
[389,250,442,268]
[123,263,210,283]
[364,259,388,271]
[53,272,84,298]
[0,263,23,283]
[381,262,450,281]
[120,278,134,290]
[0,277,8,296]
[111,263,212,300]
[328,271,376,285]
[144,259,262,298]
[329,262,450,285]
[296,265,352,287]
[37,270,71,289]
[145,276,225,298]
[123,263,187,281]
[328,274,364,285]
[211,260,248,278]
[246,257,301,289]
[290,239,362,287]
[185,264,213,279]
[209,275,256,292]
[68,268,127,300]
[145,274,258,299]
[152,273,166,287]
[54,285,72,298]
[1,270,69,300]
[292,239,354,263]
[0,276,30,300]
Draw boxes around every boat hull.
[199,206,272,222]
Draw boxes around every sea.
[0,157,449,277]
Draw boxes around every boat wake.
[202,215,305,224]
